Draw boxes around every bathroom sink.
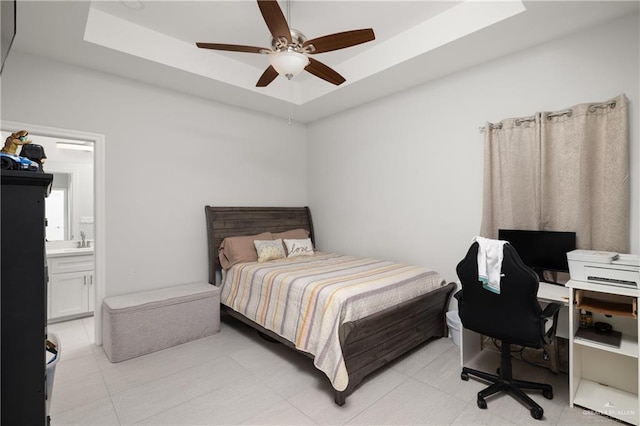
[46,247,94,256]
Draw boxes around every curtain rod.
[479,99,618,133]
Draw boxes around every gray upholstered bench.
[102,282,220,362]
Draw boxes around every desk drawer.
[49,255,94,274]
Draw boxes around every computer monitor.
[498,229,576,282]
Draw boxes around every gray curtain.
[480,94,629,252]
[480,116,541,238]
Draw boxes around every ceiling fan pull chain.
[287,80,293,126]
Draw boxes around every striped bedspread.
[220,252,446,391]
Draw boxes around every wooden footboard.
[220,281,456,406]
[335,281,456,405]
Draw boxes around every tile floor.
[47,317,623,425]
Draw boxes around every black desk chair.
[454,242,561,420]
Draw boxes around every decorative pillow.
[273,228,310,240]
[218,232,272,269]
[283,238,314,257]
[254,239,286,262]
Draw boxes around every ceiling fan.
[196,0,375,87]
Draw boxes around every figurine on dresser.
[0,130,47,172]
[1,130,31,154]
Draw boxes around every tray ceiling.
[10,1,639,123]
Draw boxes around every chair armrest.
[540,302,562,344]
[541,302,562,319]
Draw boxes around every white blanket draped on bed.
[220,252,446,391]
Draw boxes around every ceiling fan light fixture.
[268,50,309,80]
[196,1,375,87]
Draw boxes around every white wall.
[1,51,308,296]
[307,13,640,283]
[2,12,638,294]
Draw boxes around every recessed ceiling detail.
[83,1,526,106]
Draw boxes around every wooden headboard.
[204,206,315,284]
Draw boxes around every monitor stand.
[535,269,570,286]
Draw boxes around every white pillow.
[254,239,286,262]
[284,238,314,257]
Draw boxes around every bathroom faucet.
[80,231,86,248]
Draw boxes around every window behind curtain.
[480,94,629,253]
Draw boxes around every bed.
[205,206,456,406]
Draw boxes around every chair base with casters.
[461,340,553,420]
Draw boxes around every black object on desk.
[575,326,622,348]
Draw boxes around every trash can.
[446,310,461,347]
[46,332,61,422]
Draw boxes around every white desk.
[460,282,570,367]
[537,281,571,305]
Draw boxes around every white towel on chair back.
[473,236,507,294]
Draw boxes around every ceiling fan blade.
[257,0,291,44]
[256,65,279,87]
[196,43,268,54]
[303,29,375,54]
[305,58,345,86]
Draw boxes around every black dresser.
[1,170,53,425]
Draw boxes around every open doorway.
[1,121,105,344]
